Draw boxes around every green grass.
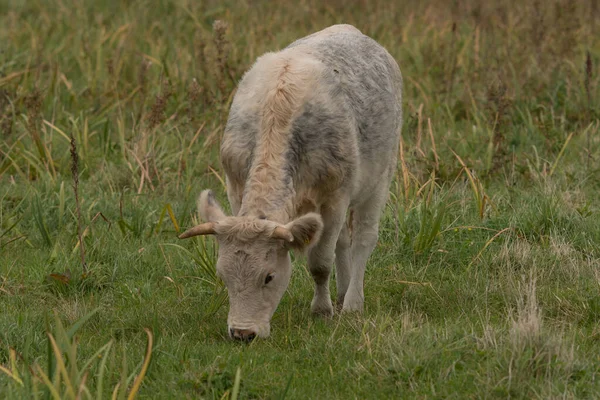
[1,0,600,398]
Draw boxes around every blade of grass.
[66,307,101,339]
[0,349,24,386]
[43,120,71,144]
[467,227,513,271]
[230,367,242,400]
[0,217,21,240]
[34,364,62,400]
[126,328,153,400]
[153,203,180,236]
[47,333,77,399]
[277,373,294,400]
[549,131,575,177]
[32,196,52,247]
[78,341,113,382]
[96,341,113,400]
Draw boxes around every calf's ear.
[280,212,323,250]
[198,190,227,222]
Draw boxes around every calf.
[180,24,402,341]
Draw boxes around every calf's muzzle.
[230,328,257,343]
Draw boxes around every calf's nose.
[230,328,257,342]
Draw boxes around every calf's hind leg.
[342,183,390,312]
[334,216,352,309]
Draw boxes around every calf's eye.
[264,274,274,285]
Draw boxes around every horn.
[178,222,216,239]
[271,226,294,242]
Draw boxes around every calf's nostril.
[230,328,257,342]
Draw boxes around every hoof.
[341,295,364,313]
[311,297,334,317]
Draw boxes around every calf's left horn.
[178,222,216,239]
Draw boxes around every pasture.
[1,0,600,398]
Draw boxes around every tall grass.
[0,309,153,399]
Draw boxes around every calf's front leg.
[307,201,348,316]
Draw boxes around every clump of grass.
[412,176,446,255]
[0,309,154,399]
[169,217,227,318]
[392,171,448,256]
[508,276,574,381]
[0,207,22,249]
[31,194,53,248]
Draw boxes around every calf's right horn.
[178,222,216,239]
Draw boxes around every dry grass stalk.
[585,51,593,114]
[105,56,115,95]
[398,137,411,208]
[136,58,152,122]
[70,135,87,275]
[147,80,173,131]
[486,77,511,172]
[415,103,425,158]
[177,122,206,189]
[187,78,203,122]
[138,58,152,96]
[106,57,115,79]
[0,89,12,136]
[128,147,155,194]
[473,26,480,76]
[549,131,575,177]
[453,150,489,220]
[592,0,599,37]
[24,90,45,165]
[530,0,546,64]
[445,22,458,100]
[467,227,512,270]
[131,79,172,194]
[427,118,439,171]
[213,19,229,100]
[195,31,208,82]
[585,51,593,168]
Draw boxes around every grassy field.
[1,0,600,398]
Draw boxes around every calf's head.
[179,190,323,341]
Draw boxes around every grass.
[1,0,600,398]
